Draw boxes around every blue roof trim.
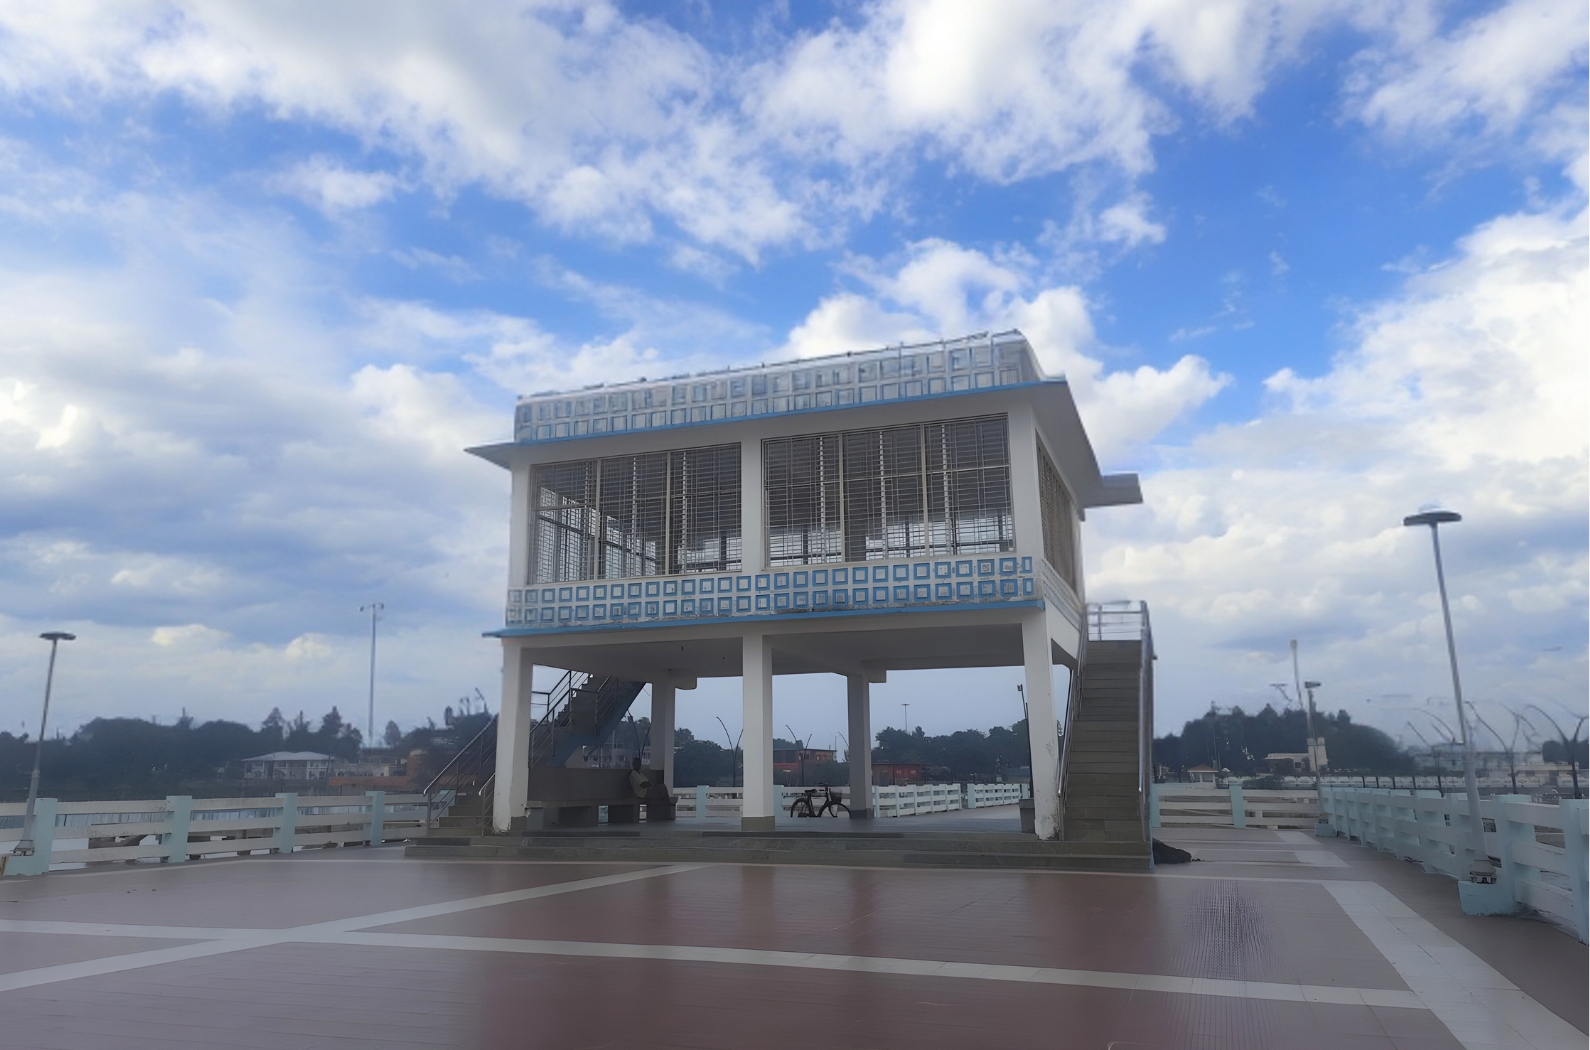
[483,598,1046,638]
[514,379,1063,448]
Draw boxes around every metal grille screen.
[531,444,741,582]
[765,415,1013,566]
[1037,445,1076,585]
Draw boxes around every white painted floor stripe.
[0,864,702,993]
[1325,881,1584,1050]
[326,929,1425,1009]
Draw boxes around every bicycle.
[789,783,850,818]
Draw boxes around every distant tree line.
[664,719,1035,787]
[1153,704,1411,778]
[0,703,507,802]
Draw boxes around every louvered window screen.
[766,434,842,564]
[531,444,741,582]
[1037,445,1076,585]
[765,415,1013,566]
[670,444,743,574]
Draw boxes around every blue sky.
[0,1,1584,754]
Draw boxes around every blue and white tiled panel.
[513,338,1037,443]
[506,556,1038,630]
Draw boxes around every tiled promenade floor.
[0,822,1584,1049]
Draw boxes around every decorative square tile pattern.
[503,555,1045,631]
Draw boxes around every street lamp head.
[1304,680,1321,690]
[39,632,75,642]
[1403,510,1461,528]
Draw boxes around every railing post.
[1228,783,1245,829]
[5,797,56,876]
[164,795,192,864]
[1560,799,1588,943]
[366,790,386,846]
[274,793,298,854]
[1491,795,1530,911]
[695,783,708,819]
[1149,782,1161,829]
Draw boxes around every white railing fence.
[1317,787,1588,942]
[1150,784,1319,830]
[1,792,432,877]
[672,783,1030,819]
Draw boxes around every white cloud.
[1090,203,1589,734]
[270,155,400,215]
[12,0,1562,263]
[1345,0,1589,176]
[781,238,1228,462]
[752,0,1342,182]
[151,623,229,648]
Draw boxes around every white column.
[507,465,531,587]
[741,633,776,831]
[1022,610,1061,839]
[846,675,873,819]
[651,683,676,791]
[493,644,533,832]
[740,439,765,573]
[1007,403,1043,562]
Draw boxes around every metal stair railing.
[527,671,647,769]
[1071,601,1155,845]
[423,714,498,831]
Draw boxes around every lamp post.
[360,602,383,747]
[1403,510,1494,883]
[1303,679,1324,792]
[14,632,75,858]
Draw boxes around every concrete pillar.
[1021,610,1060,839]
[366,790,386,846]
[652,683,676,791]
[740,439,765,573]
[846,675,873,818]
[5,797,56,876]
[164,795,192,864]
[1560,799,1588,943]
[273,793,298,854]
[493,644,533,832]
[741,633,775,832]
[1228,783,1246,829]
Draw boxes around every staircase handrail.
[422,713,499,798]
[1055,618,1088,838]
[1136,602,1155,846]
[1075,600,1155,845]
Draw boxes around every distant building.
[243,752,332,780]
[1266,752,1312,775]
[773,747,837,774]
[1187,764,1217,784]
[872,761,928,784]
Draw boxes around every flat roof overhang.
[487,601,1066,682]
[467,379,1140,510]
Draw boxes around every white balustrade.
[1316,786,1588,942]
[1151,784,1318,830]
[670,782,1029,819]
[0,792,432,876]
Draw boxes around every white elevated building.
[469,330,1145,838]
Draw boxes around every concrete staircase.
[1062,639,1148,846]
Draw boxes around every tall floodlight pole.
[1403,510,1494,883]
[1289,641,1320,775]
[14,632,75,858]
[360,603,384,747]
[1303,680,1324,792]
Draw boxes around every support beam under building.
[1022,610,1061,840]
[493,644,533,832]
[651,682,676,791]
[846,675,873,819]
[741,634,776,832]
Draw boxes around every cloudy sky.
[0,1,1584,754]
